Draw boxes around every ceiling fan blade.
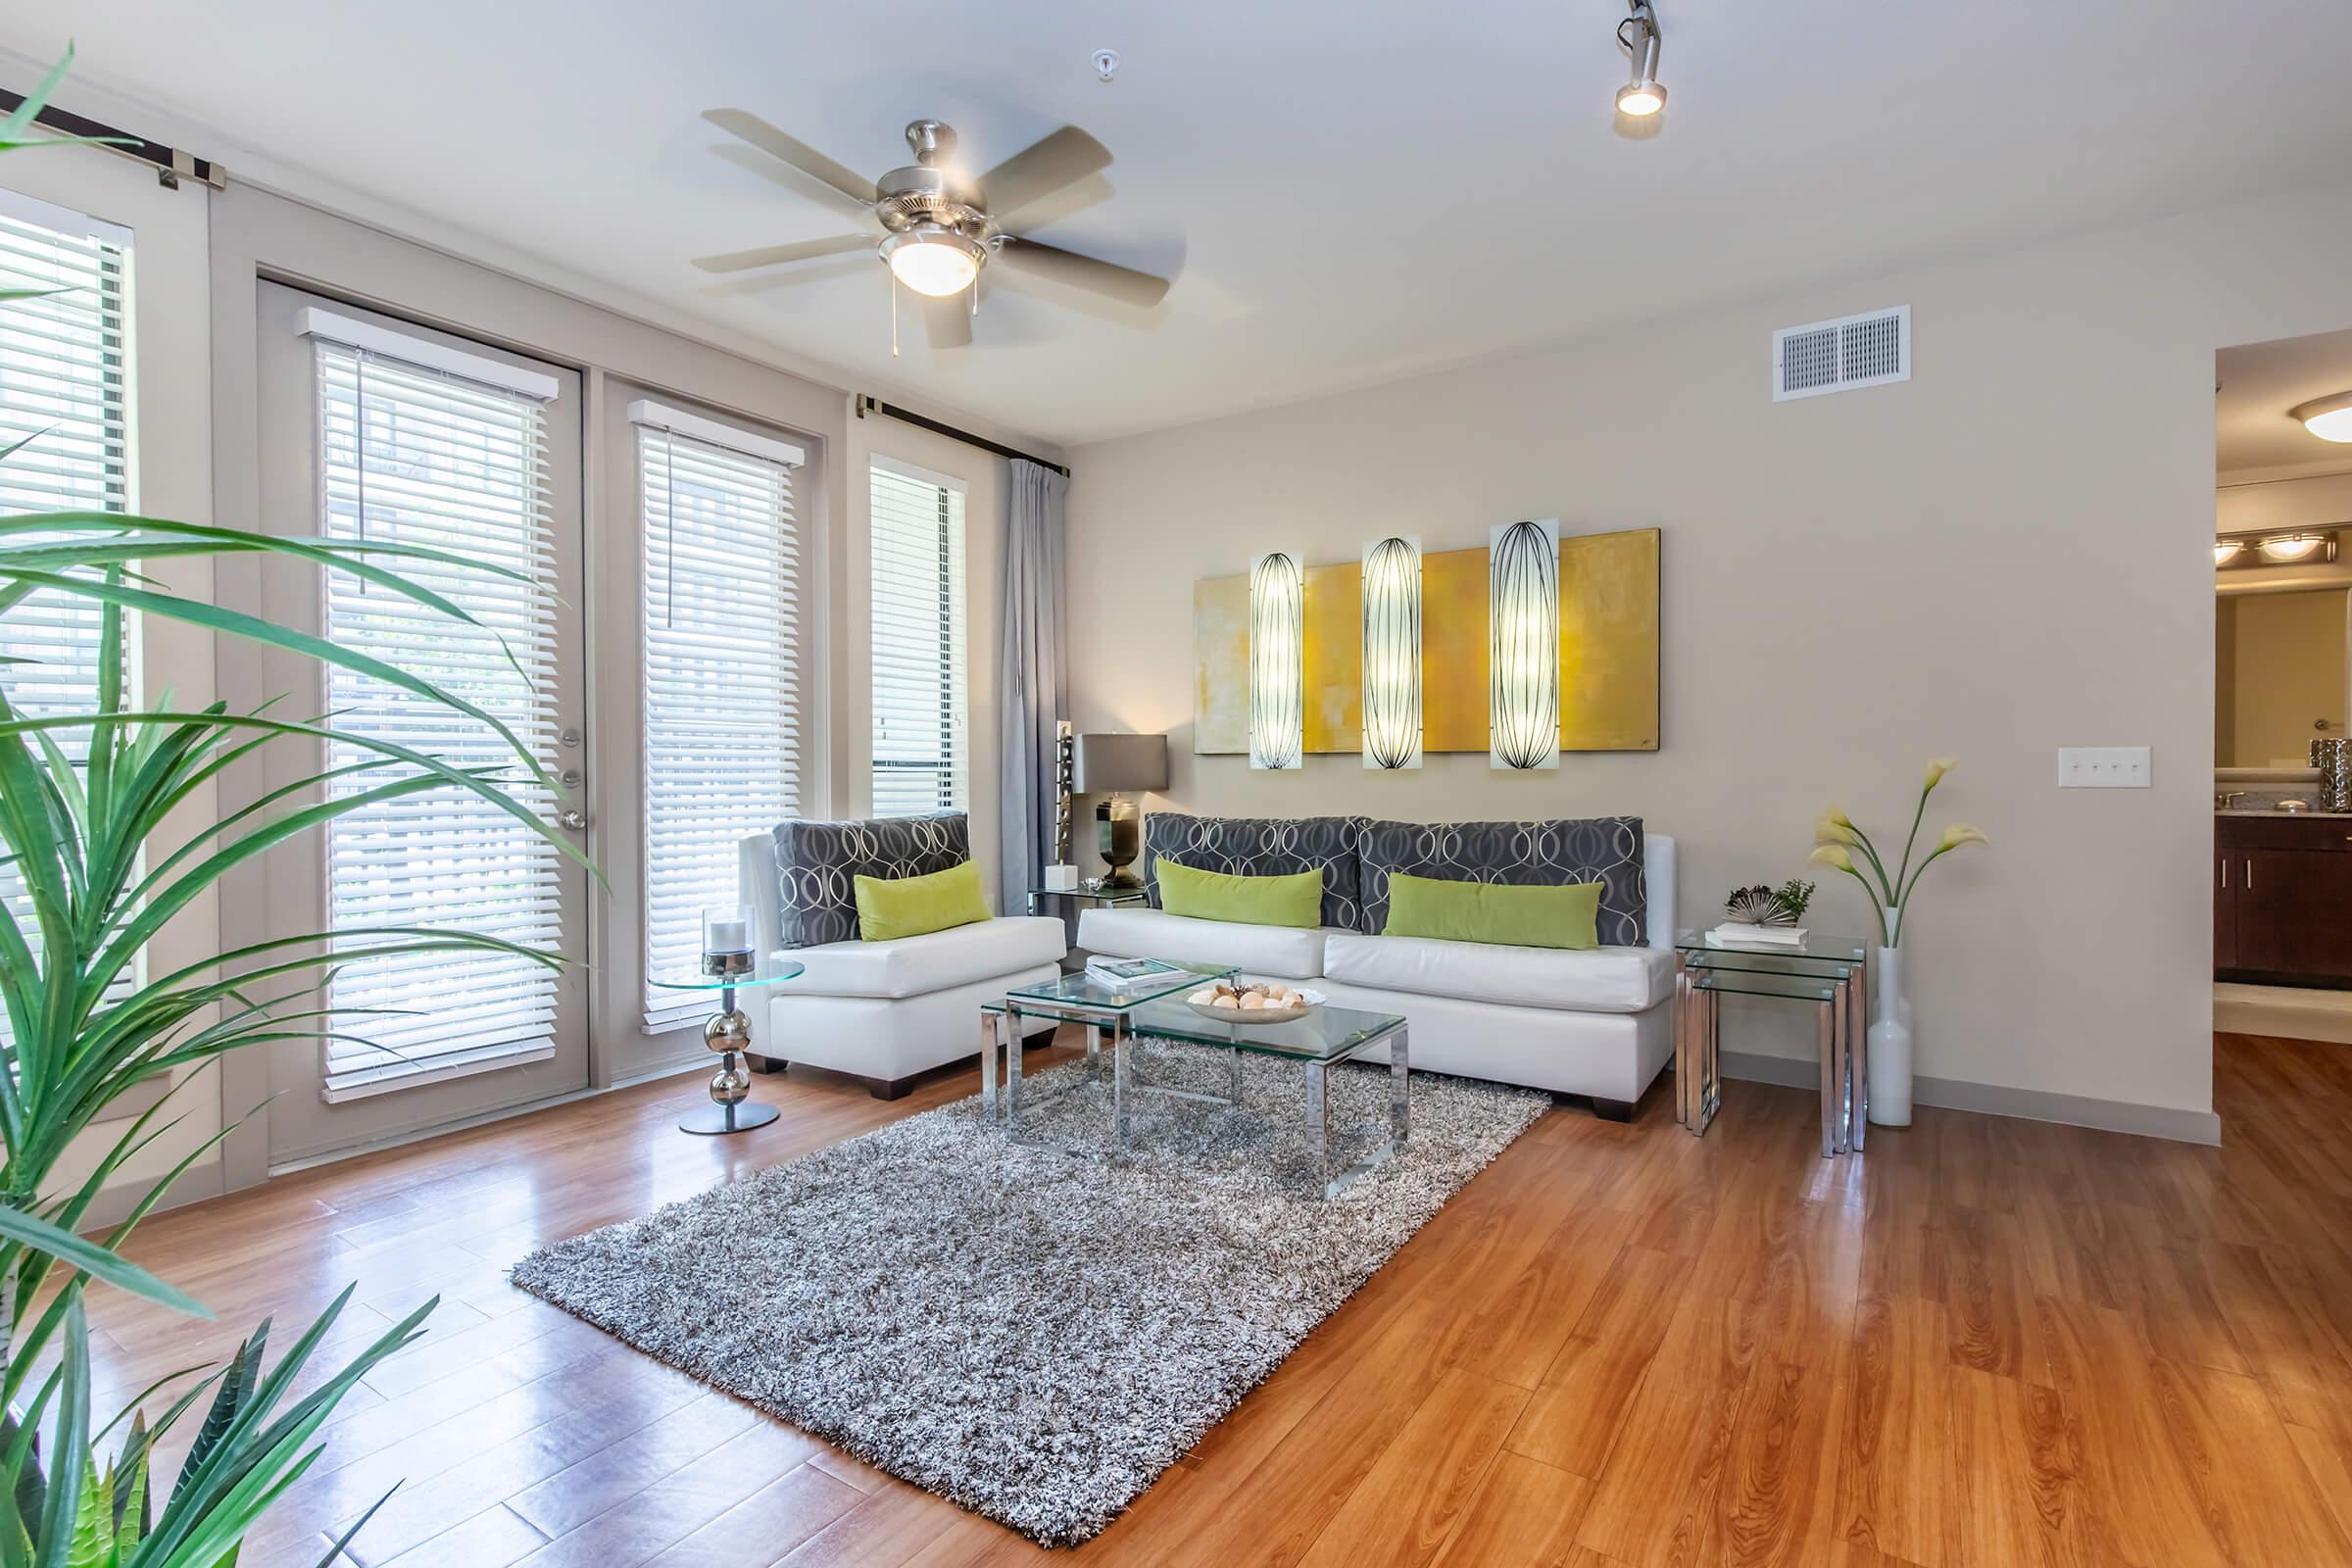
[995,236,1170,308]
[691,235,874,273]
[923,294,975,350]
[702,109,877,208]
[978,126,1112,220]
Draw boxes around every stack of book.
[1707,922,1807,949]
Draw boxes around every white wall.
[1063,175,2352,1137]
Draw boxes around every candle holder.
[682,904,777,1136]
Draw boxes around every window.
[869,460,967,816]
[636,403,803,1028]
[312,332,564,1098]
[0,190,132,1049]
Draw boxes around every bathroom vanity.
[2216,811,2352,986]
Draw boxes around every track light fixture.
[1616,2,1667,122]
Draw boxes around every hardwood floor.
[75,1029,2352,1567]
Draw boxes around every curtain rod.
[855,394,1068,478]
[0,85,225,190]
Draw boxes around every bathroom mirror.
[2216,584,2352,768]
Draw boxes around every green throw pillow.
[1381,871,1601,951]
[1155,860,1323,929]
[854,859,991,943]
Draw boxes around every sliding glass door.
[251,282,590,1164]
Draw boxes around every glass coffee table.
[1120,995,1410,1198]
[983,960,1236,1126]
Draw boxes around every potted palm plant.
[0,49,589,1561]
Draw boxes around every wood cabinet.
[2216,815,2352,986]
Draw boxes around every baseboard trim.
[1716,1052,2222,1147]
[76,1158,225,1235]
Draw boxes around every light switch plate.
[2058,746,2151,788]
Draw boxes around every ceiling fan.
[692,111,1171,348]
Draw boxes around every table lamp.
[1072,732,1168,889]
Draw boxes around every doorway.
[250,282,592,1164]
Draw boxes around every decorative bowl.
[1186,986,1325,1026]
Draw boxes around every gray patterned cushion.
[770,812,971,948]
[1358,816,1647,946]
[1142,813,1365,931]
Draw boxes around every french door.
[252,281,591,1164]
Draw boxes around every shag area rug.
[510,1038,1547,1545]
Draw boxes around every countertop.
[2218,808,2352,818]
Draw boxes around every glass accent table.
[1121,995,1410,1198]
[650,963,805,1135]
[1671,931,1867,1154]
[983,961,1236,1126]
[1024,885,1152,916]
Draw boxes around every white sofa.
[1078,833,1677,1117]
[735,833,1064,1099]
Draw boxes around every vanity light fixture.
[1361,535,1423,769]
[1615,1,1667,120]
[1249,550,1304,770]
[1490,518,1561,770]
[2214,539,2242,566]
[2259,534,2326,564]
[2291,392,2352,444]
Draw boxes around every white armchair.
[734,826,1064,1099]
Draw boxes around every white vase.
[1869,906,1914,1127]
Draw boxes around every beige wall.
[1064,175,2352,1130]
[2219,589,2347,768]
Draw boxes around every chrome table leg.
[1390,1026,1411,1151]
[1113,1015,1133,1150]
[983,1003,1003,1123]
[1306,1059,1330,1194]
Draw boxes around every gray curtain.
[999,459,1067,915]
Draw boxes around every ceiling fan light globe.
[1616,80,1666,117]
[885,230,982,297]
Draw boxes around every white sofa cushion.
[1075,907,1331,981]
[1322,930,1673,1014]
[783,915,1066,1000]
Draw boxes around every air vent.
[1773,306,1910,402]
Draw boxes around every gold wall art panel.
[1193,527,1660,756]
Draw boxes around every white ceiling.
[2218,328,2352,478]
[11,1,2352,447]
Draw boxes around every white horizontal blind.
[0,196,131,1052]
[639,424,800,1028]
[870,465,966,817]
[315,339,562,1098]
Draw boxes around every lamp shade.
[1249,550,1305,770]
[1071,732,1169,794]
[1361,534,1422,769]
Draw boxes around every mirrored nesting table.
[1672,931,1867,1155]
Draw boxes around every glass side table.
[1025,885,1152,915]
[1671,931,1868,1155]
[650,962,805,1136]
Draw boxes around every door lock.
[557,808,588,832]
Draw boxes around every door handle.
[2221,858,2229,889]
[2245,858,2253,889]
[558,808,588,832]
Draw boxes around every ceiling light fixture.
[1616,2,1667,120]
[2290,392,2352,444]
[2260,534,2326,564]
[881,227,984,298]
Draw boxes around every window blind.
[870,463,967,818]
[0,193,132,1051]
[314,337,564,1100]
[638,420,800,1029]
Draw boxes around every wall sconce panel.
[1490,518,1560,770]
[1361,535,1422,769]
[1249,550,1304,770]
